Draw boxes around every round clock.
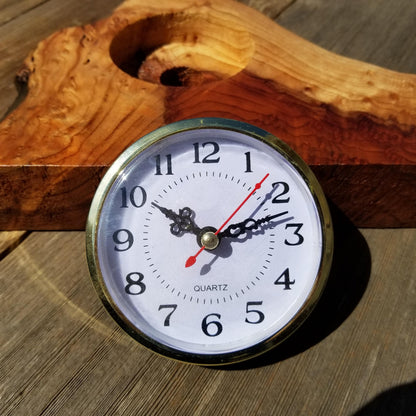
[86,118,333,365]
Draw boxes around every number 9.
[113,229,134,251]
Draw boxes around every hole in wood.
[110,12,254,86]
[160,66,191,87]
[159,66,226,86]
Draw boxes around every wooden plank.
[0,231,29,260]
[0,1,49,26]
[275,0,416,228]
[239,0,295,18]
[1,1,415,415]
[0,0,123,119]
[1,228,415,414]
[0,0,415,229]
[277,0,416,73]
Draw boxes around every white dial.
[86,118,333,365]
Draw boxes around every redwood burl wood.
[0,0,415,229]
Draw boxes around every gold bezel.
[86,117,333,366]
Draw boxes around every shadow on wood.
[353,380,416,416]
[221,201,372,369]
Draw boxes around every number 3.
[284,223,304,246]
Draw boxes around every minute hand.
[218,211,291,239]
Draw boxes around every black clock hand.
[152,202,201,236]
[218,211,292,239]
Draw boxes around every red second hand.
[185,173,269,268]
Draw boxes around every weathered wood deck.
[1,1,415,414]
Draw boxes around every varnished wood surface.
[0,0,416,229]
[1,1,415,415]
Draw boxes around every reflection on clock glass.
[92,123,329,361]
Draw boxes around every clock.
[86,118,333,365]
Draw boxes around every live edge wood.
[0,0,415,229]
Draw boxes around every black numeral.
[201,313,223,337]
[113,229,134,251]
[155,154,173,175]
[245,301,265,324]
[274,268,295,289]
[272,182,290,203]
[125,272,146,295]
[244,151,253,173]
[120,186,147,208]
[158,304,177,326]
[193,142,220,163]
[284,223,304,246]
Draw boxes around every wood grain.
[0,0,123,118]
[1,1,416,415]
[277,0,416,74]
[1,228,415,415]
[0,231,29,260]
[0,0,415,229]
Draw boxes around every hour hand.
[218,211,293,239]
[152,202,201,236]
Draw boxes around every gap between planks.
[0,231,31,261]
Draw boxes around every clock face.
[86,118,333,365]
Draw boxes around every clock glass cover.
[86,118,333,365]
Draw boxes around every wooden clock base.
[0,0,415,229]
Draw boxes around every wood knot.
[15,63,32,85]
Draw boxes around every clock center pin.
[198,226,220,250]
